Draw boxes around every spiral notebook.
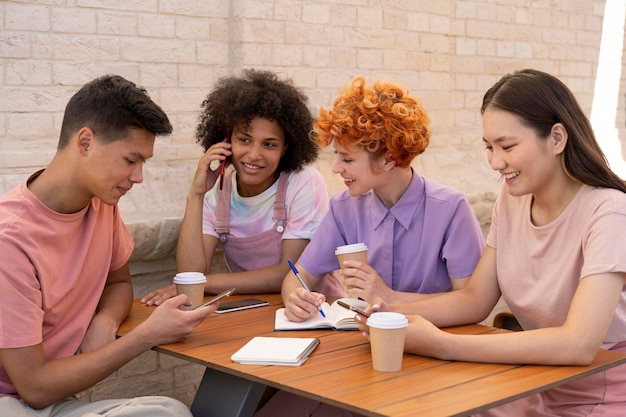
[231,336,320,366]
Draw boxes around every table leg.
[190,367,267,417]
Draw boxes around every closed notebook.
[274,298,369,331]
[231,336,320,366]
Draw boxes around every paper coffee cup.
[335,243,368,296]
[367,312,408,372]
[173,272,207,310]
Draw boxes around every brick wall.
[2,0,624,408]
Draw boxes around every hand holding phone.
[337,299,371,318]
[193,287,236,310]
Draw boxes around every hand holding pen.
[288,260,326,318]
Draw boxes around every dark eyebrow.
[129,151,152,162]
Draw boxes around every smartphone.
[215,298,269,314]
[193,287,236,310]
[219,133,231,190]
[337,299,371,318]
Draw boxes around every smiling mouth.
[242,162,262,171]
[503,172,520,180]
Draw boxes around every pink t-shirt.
[0,171,134,398]
[487,184,626,348]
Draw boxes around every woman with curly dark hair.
[142,70,328,304]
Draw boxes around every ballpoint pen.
[287,259,326,318]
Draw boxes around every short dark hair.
[482,69,626,193]
[195,69,318,173]
[58,75,172,149]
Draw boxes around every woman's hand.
[189,141,232,196]
[141,284,178,306]
[341,260,395,303]
[284,287,326,323]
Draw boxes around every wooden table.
[118,294,626,417]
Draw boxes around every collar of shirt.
[370,169,425,231]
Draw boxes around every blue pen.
[288,259,326,318]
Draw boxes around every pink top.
[0,171,134,398]
[487,183,626,348]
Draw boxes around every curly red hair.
[313,76,430,168]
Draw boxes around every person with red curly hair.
[279,75,485,323]
[255,76,485,417]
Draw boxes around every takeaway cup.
[367,312,408,372]
[173,272,207,310]
[335,243,368,296]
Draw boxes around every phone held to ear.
[216,298,269,314]
[219,133,231,190]
[193,287,236,310]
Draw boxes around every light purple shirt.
[298,171,485,294]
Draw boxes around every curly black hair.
[196,69,319,173]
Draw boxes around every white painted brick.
[285,22,340,46]
[302,46,330,68]
[7,113,55,139]
[138,13,175,38]
[383,10,407,30]
[330,48,357,69]
[51,7,96,33]
[97,11,137,36]
[356,49,382,69]
[236,43,273,65]
[274,0,302,21]
[175,16,213,40]
[196,40,230,65]
[6,3,50,31]
[6,61,52,85]
[0,32,30,58]
[329,5,357,27]
[272,44,303,66]
[429,14,451,35]
[455,1,477,19]
[242,19,285,44]
[0,86,72,112]
[159,0,228,18]
[303,3,330,24]
[119,38,195,63]
[357,7,381,28]
[456,38,476,56]
[243,0,275,19]
[78,0,157,13]
[52,62,139,86]
[32,33,120,60]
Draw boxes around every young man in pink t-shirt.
[0,75,217,416]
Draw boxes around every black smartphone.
[337,299,371,318]
[215,298,269,314]
[193,287,236,310]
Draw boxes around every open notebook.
[231,336,320,366]
[274,298,369,330]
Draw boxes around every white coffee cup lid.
[173,272,207,284]
[335,243,368,255]
[367,312,408,329]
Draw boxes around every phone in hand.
[193,287,236,310]
[219,133,231,190]
[337,299,371,318]
[215,298,269,314]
